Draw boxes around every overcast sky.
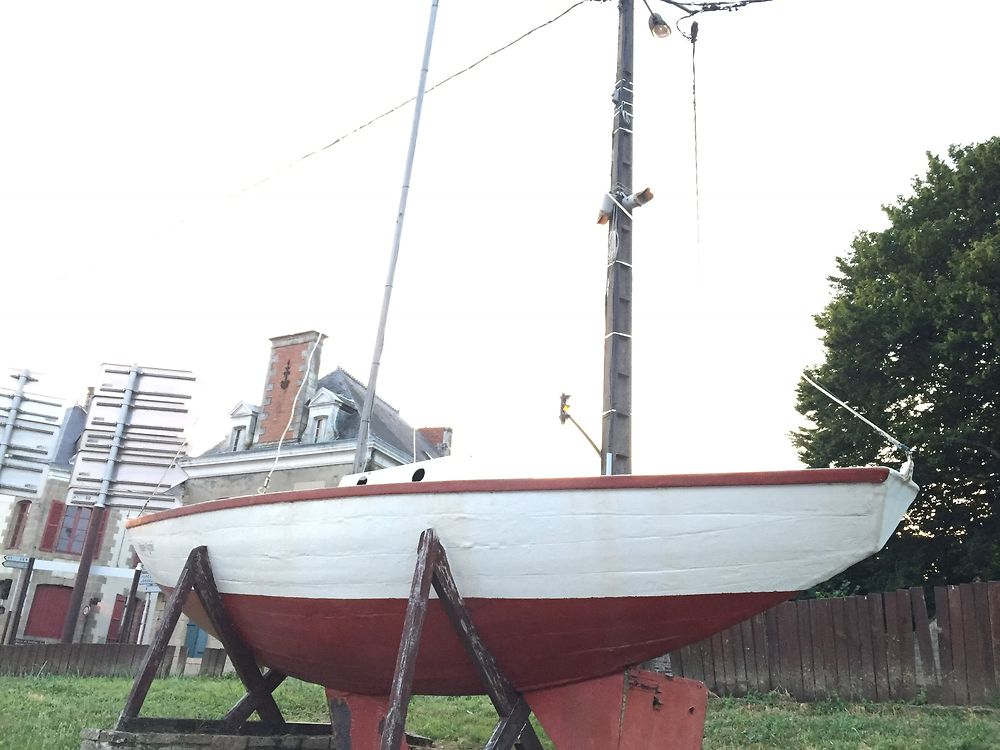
[2,0,998,478]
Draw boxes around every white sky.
[1,0,997,478]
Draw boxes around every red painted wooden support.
[116,546,288,734]
[527,668,707,750]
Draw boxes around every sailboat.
[125,1,920,746]
[127,458,917,695]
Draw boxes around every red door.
[24,584,73,639]
[107,594,127,642]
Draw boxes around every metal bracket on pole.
[379,528,545,750]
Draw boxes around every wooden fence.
[0,644,174,678]
[667,582,1000,705]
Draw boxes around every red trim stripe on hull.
[181,590,794,695]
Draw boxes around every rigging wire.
[689,21,701,262]
[231,1,592,199]
[803,374,915,481]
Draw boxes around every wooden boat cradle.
[115,529,546,750]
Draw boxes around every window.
[39,501,108,559]
[312,415,328,443]
[5,501,30,549]
[56,505,90,554]
[231,425,246,452]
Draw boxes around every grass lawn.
[0,676,997,750]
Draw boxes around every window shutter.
[92,508,110,560]
[39,501,64,551]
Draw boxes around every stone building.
[180,330,452,503]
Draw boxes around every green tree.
[794,137,1000,593]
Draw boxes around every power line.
[231,1,592,199]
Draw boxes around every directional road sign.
[2,554,29,570]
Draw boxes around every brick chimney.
[417,427,453,457]
[256,331,327,445]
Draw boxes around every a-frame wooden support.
[117,533,548,747]
[116,546,290,735]
[379,529,545,750]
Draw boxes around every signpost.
[2,554,28,570]
[68,364,195,511]
[0,370,65,497]
[63,364,194,642]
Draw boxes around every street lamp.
[642,0,673,37]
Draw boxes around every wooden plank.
[28,644,45,676]
[710,632,726,695]
[2,647,17,675]
[699,638,715,694]
[796,601,815,701]
[14,645,29,675]
[739,619,756,695]
[5,646,21,675]
[775,602,803,698]
[973,583,997,702]
[883,591,902,700]
[71,643,92,677]
[46,644,63,675]
[748,614,766,694]
[118,644,135,676]
[94,644,110,676]
[670,648,684,678]
[764,608,780,692]
[947,585,969,704]
[960,583,983,705]
[854,596,877,701]
[730,623,749,697]
[910,587,936,694]
[814,599,837,700]
[750,613,769,694]
[830,598,852,699]
[895,590,917,701]
[719,627,735,695]
[935,586,956,705]
[868,595,890,701]
[680,644,704,684]
[990,583,1000,703]
[85,644,101,677]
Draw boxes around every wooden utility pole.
[602,0,635,476]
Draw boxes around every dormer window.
[304,387,353,444]
[228,402,260,453]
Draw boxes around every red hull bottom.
[185,590,793,695]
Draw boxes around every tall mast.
[352,0,441,474]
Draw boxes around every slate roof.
[197,367,440,461]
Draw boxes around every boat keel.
[327,690,407,750]
[527,668,708,750]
